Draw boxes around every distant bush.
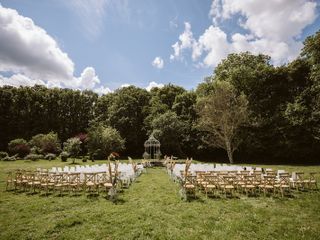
[82,156,89,162]
[29,132,61,154]
[45,153,57,160]
[63,138,81,164]
[24,153,44,161]
[87,124,125,160]
[8,139,30,157]
[2,155,17,161]
[0,151,8,160]
[60,151,69,162]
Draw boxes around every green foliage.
[87,124,125,159]
[60,151,69,162]
[29,132,61,154]
[24,154,44,161]
[197,81,248,163]
[44,153,57,160]
[8,138,30,157]
[95,86,150,156]
[0,151,8,159]
[151,111,185,156]
[63,138,81,163]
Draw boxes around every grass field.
[0,160,320,240]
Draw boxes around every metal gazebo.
[143,134,161,159]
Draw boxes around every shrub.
[2,155,17,161]
[0,151,8,160]
[82,156,89,162]
[29,132,61,154]
[24,154,44,161]
[45,153,57,160]
[63,138,81,164]
[75,133,88,155]
[87,124,125,160]
[8,139,30,157]
[60,151,69,162]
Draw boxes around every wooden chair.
[243,175,256,196]
[54,173,69,195]
[5,171,14,191]
[293,172,305,190]
[203,175,217,198]
[220,175,235,197]
[274,173,291,197]
[84,172,97,194]
[68,173,81,194]
[259,175,276,196]
[303,172,318,190]
[26,172,41,193]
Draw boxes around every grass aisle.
[0,161,320,240]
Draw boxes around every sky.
[0,0,319,94]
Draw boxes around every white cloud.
[0,5,74,83]
[76,67,100,89]
[120,83,132,88]
[93,85,112,95]
[152,57,164,69]
[171,0,318,67]
[145,81,164,91]
[170,22,195,60]
[0,74,46,88]
[0,5,112,93]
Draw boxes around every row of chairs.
[6,169,124,196]
[177,167,317,199]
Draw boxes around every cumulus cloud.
[76,67,100,89]
[171,0,318,67]
[0,5,74,83]
[93,85,112,95]
[0,74,46,88]
[0,5,111,92]
[145,81,164,91]
[152,57,164,69]
[120,83,132,88]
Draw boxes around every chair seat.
[104,183,113,187]
[224,185,234,189]
[86,182,95,186]
[184,184,195,188]
[244,185,255,188]
[206,184,216,188]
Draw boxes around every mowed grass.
[0,160,320,240]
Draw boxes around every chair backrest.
[264,175,276,185]
[68,173,81,184]
[84,173,96,183]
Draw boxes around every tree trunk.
[226,141,234,164]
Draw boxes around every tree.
[63,137,81,164]
[87,124,125,160]
[151,111,185,157]
[197,81,248,163]
[95,86,150,156]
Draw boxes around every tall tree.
[197,81,248,163]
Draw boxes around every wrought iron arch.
[143,134,161,159]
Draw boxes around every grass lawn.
[0,160,320,240]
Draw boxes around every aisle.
[122,168,180,205]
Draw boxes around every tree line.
[0,31,319,164]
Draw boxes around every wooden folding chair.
[274,173,291,197]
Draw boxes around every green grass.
[0,160,320,240]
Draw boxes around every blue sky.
[0,0,319,93]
